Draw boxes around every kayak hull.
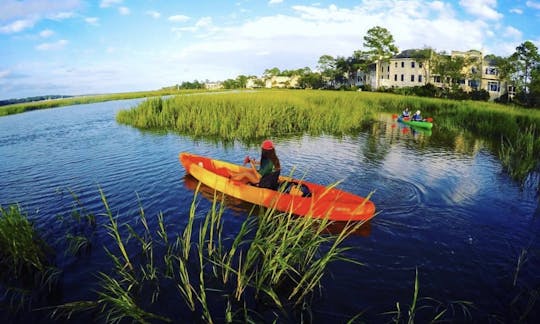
[179,152,376,222]
[397,116,433,129]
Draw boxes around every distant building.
[264,75,299,88]
[204,82,223,90]
[364,49,511,101]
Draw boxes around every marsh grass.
[0,89,211,117]
[499,125,540,184]
[0,204,60,313]
[116,90,377,141]
[50,184,371,323]
[381,268,474,323]
[116,90,540,182]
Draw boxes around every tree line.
[0,95,73,107]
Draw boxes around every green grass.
[0,89,217,117]
[0,204,60,314]
[116,90,378,141]
[50,185,372,323]
[116,89,540,183]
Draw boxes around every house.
[364,49,510,101]
[264,75,299,88]
[204,81,223,90]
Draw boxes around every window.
[468,80,479,90]
[419,62,423,68]
[488,81,500,92]
[411,75,415,82]
[434,76,441,83]
[401,74,404,81]
[387,66,390,72]
[395,62,398,68]
[401,62,404,68]
[418,75,422,82]
[485,67,498,75]
[411,62,415,68]
[394,74,397,81]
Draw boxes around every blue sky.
[0,0,539,100]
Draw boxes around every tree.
[317,55,337,85]
[263,67,281,78]
[236,75,248,88]
[362,26,399,89]
[509,41,540,106]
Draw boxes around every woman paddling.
[230,139,281,189]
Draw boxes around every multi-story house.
[364,49,510,101]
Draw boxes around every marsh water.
[1,99,539,322]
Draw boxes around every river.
[0,98,539,322]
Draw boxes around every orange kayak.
[179,152,376,221]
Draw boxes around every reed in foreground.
[51,185,370,322]
[0,204,60,314]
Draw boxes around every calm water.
[1,99,539,322]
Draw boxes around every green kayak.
[397,116,433,129]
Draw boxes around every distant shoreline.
[0,89,210,117]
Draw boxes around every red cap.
[261,139,274,150]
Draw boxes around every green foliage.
[0,205,60,314]
[362,26,399,62]
[0,205,48,276]
[0,89,209,117]
[116,90,377,141]
[51,185,370,322]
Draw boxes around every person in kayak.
[402,107,411,118]
[411,110,424,121]
[230,139,281,189]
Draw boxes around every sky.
[0,0,539,100]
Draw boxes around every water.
[1,100,539,322]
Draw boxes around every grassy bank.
[0,89,214,117]
[116,90,378,141]
[116,90,540,183]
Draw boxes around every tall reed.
[116,90,377,141]
[0,204,60,314]
[116,90,540,183]
[51,184,371,323]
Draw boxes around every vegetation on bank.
[116,90,540,183]
[0,89,214,117]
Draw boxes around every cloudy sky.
[0,0,539,100]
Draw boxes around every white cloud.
[0,70,10,79]
[269,0,284,5]
[168,15,190,22]
[195,17,213,28]
[526,1,540,10]
[39,29,54,37]
[85,17,99,25]
[118,7,130,15]
[459,0,503,20]
[100,0,123,8]
[48,11,76,20]
[510,8,523,14]
[503,26,523,39]
[0,0,81,21]
[0,19,35,34]
[146,11,161,19]
[36,39,68,51]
